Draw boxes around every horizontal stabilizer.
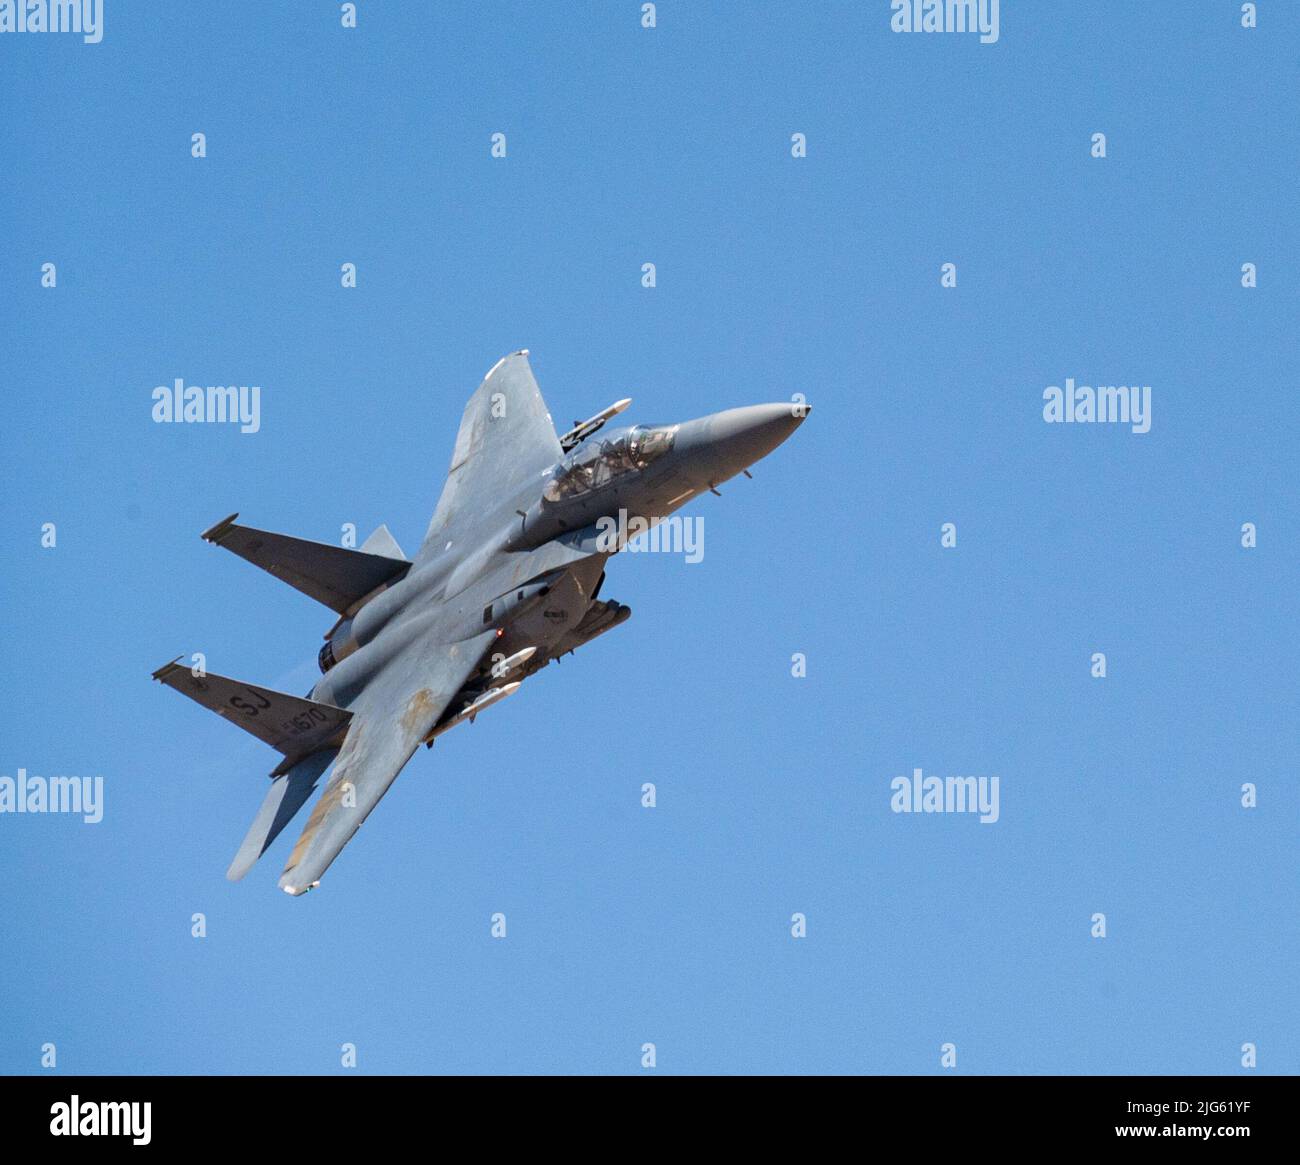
[202,513,410,615]
[151,659,351,763]
[227,748,337,881]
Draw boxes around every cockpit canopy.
[543,425,677,504]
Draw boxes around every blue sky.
[1,2,1295,1074]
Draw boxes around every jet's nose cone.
[675,402,810,484]
[715,402,809,454]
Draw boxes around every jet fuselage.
[310,402,809,717]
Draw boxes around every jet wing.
[277,628,499,895]
[418,350,562,563]
[151,659,351,763]
[201,514,411,615]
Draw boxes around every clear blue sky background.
[1,3,1295,1075]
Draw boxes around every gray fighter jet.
[153,352,809,895]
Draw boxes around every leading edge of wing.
[277,628,499,896]
[417,351,562,563]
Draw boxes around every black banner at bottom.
[0,1074,1288,1151]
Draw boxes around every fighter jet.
[153,351,810,895]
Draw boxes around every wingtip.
[484,350,532,382]
[200,512,239,543]
[151,655,185,682]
